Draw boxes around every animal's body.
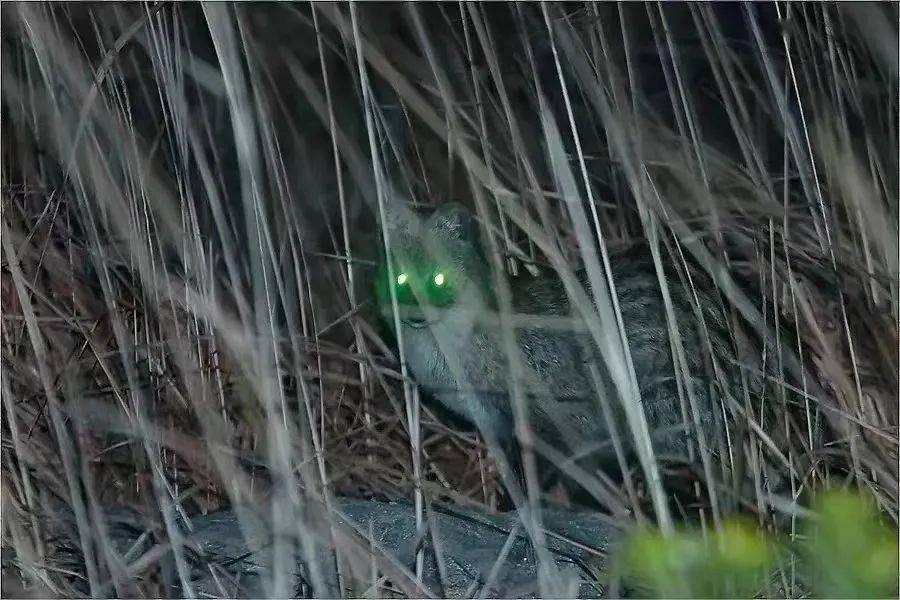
[377,203,735,488]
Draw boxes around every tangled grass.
[1,2,896,597]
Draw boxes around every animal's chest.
[401,319,607,458]
[400,321,592,404]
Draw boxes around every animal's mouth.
[383,305,442,329]
[402,317,430,329]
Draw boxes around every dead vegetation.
[1,2,897,597]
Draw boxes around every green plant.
[623,518,774,598]
[805,490,899,599]
[621,490,899,598]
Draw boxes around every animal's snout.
[403,316,429,329]
[381,303,436,328]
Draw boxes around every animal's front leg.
[437,391,527,503]
[460,393,551,574]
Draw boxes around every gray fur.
[378,203,734,480]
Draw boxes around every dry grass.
[1,2,896,597]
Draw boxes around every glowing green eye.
[396,272,409,286]
[432,272,446,287]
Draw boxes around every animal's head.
[376,203,492,330]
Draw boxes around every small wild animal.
[376,203,739,497]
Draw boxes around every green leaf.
[806,490,900,599]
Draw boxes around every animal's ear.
[428,203,479,242]
[380,194,430,256]
[381,195,420,238]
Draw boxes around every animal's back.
[503,246,728,467]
